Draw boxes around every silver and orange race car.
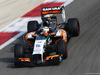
[14,6,80,67]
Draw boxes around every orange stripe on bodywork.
[59,29,67,42]
[25,32,35,46]
[42,10,62,15]
[50,32,56,35]
[25,33,30,41]
[32,34,36,36]
[46,55,59,60]
[55,29,67,43]
[55,38,63,44]
[19,58,31,62]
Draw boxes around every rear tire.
[56,40,68,59]
[27,21,39,33]
[68,18,80,37]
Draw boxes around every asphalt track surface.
[0,0,100,75]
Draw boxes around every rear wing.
[41,6,66,22]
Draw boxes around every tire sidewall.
[27,21,39,33]
[68,18,80,37]
[56,40,68,59]
[14,44,24,58]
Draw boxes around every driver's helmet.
[42,26,49,36]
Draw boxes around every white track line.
[0,32,25,50]
[0,0,74,50]
[0,17,41,32]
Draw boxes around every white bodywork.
[62,7,66,22]
[32,39,46,62]
[28,32,35,38]
[56,29,62,36]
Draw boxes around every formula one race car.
[14,6,80,67]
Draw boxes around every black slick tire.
[27,21,39,33]
[68,18,80,37]
[14,44,24,67]
[56,40,68,59]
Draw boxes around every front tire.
[14,44,24,67]
[56,40,68,59]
